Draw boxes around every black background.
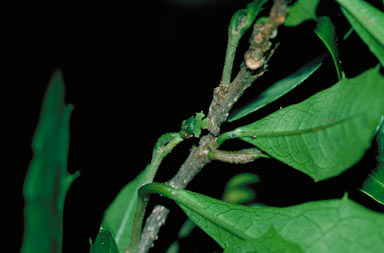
[14,0,384,252]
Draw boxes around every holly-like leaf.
[227,55,324,122]
[90,230,119,253]
[221,67,384,181]
[361,120,384,205]
[22,71,79,253]
[101,170,146,253]
[140,183,384,252]
[314,17,342,80]
[285,0,320,27]
[336,0,384,66]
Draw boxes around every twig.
[221,0,268,86]
[136,135,215,253]
[245,0,288,70]
[136,1,288,252]
[207,65,263,136]
[209,148,269,164]
[128,133,183,252]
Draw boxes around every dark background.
[14,0,383,252]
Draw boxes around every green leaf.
[224,227,303,253]
[22,71,79,253]
[102,170,146,253]
[362,165,384,205]
[90,230,119,253]
[314,17,342,80]
[140,183,384,252]
[285,0,320,27]
[222,173,260,204]
[165,242,179,253]
[228,0,266,37]
[166,173,259,253]
[227,55,324,122]
[361,120,384,205]
[336,0,384,66]
[237,0,267,36]
[181,112,208,138]
[222,67,384,181]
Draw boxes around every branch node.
[137,1,288,252]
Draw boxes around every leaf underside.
[142,183,384,252]
[224,227,303,253]
[234,68,384,181]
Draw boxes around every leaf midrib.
[177,194,254,243]
[115,193,137,243]
[237,116,354,138]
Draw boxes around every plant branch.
[137,1,288,252]
[136,134,215,253]
[209,148,269,164]
[143,133,184,185]
[128,133,183,252]
[221,0,268,86]
[245,0,288,70]
[208,65,263,136]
